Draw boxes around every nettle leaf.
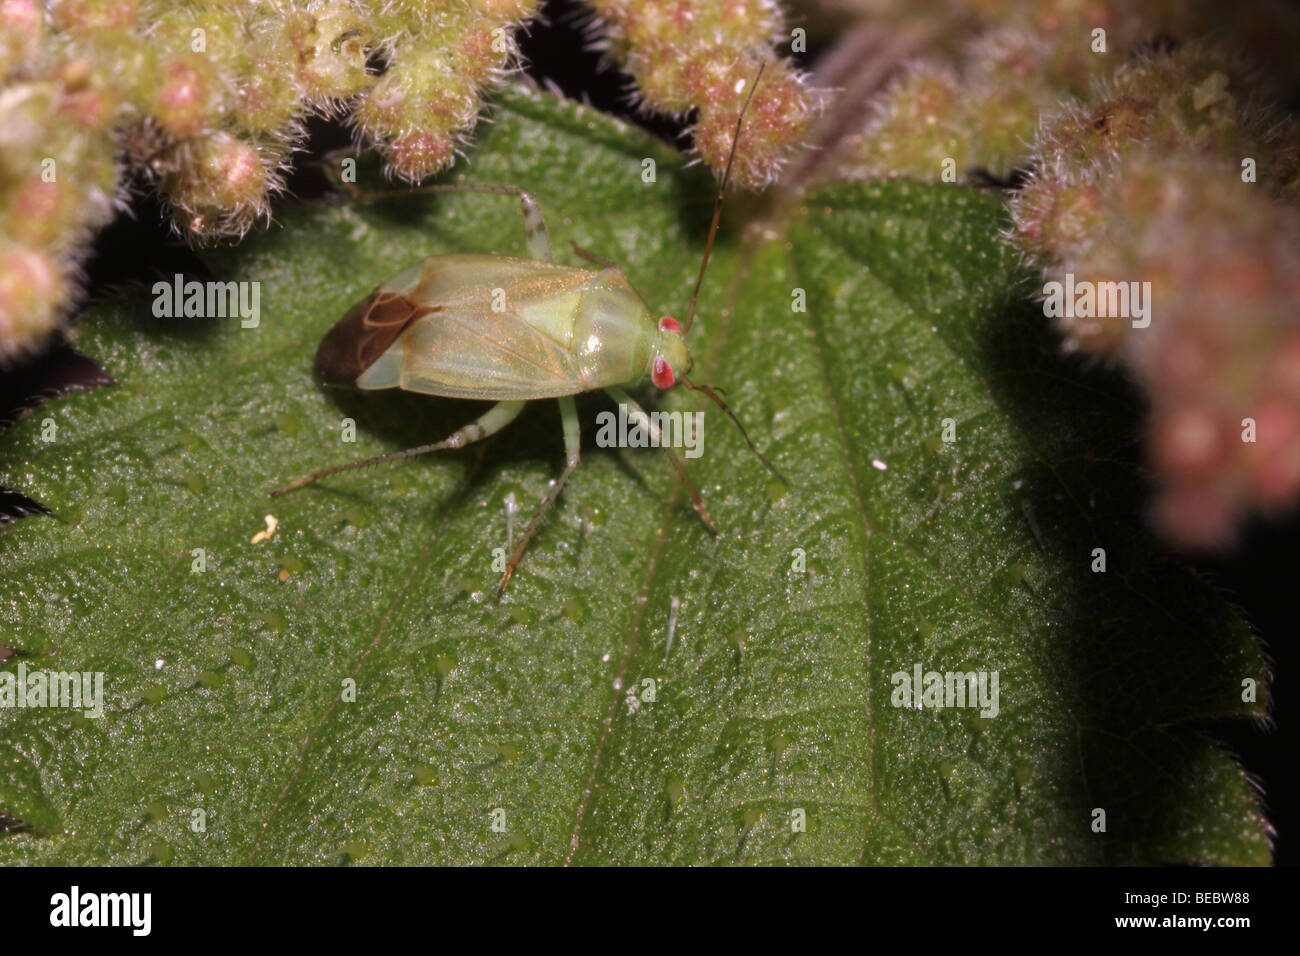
[0,87,1269,864]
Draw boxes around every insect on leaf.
[0,86,1269,865]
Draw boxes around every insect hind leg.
[324,162,553,262]
[496,395,581,599]
[568,241,619,269]
[270,400,526,498]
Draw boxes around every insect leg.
[604,387,720,537]
[329,171,553,261]
[568,241,619,269]
[496,395,581,599]
[269,400,526,497]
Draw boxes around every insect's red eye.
[658,316,682,333]
[652,357,675,389]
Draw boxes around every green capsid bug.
[271,64,784,598]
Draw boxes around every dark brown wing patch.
[315,289,434,384]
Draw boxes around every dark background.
[2,0,1295,864]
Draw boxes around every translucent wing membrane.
[362,308,585,400]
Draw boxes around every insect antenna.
[680,60,767,336]
[682,376,788,486]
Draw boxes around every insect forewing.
[347,254,578,398]
[353,254,657,401]
[363,307,584,399]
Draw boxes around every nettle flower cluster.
[0,0,817,363]
[585,0,816,188]
[837,25,1103,184]
[822,0,1300,548]
[830,0,1298,184]
[0,0,539,361]
[1010,45,1300,549]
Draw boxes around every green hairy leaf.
[0,87,1269,864]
